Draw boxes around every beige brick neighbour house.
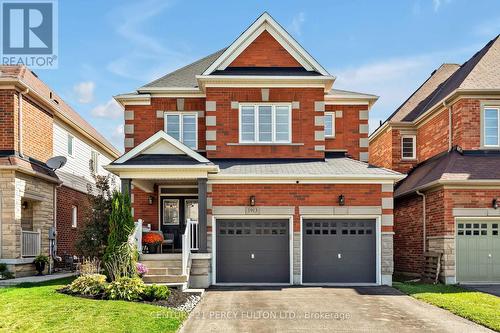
[369,35,500,284]
[0,66,120,277]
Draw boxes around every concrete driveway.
[180,286,492,332]
[463,284,500,297]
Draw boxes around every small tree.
[75,169,114,259]
[104,191,136,279]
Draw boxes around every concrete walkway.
[0,272,74,287]
[180,286,492,333]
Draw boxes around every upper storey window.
[484,107,499,147]
[324,112,336,138]
[239,104,291,143]
[164,112,198,150]
[401,135,416,160]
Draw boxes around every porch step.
[139,260,182,269]
[142,274,187,284]
[146,267,183,275]
[140,253,181,260]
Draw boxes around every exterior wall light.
[338,194,345,206]
[148,195,154,205]
[493,198,498,209]
[250,195,256,206]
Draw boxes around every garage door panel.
[216,219,290,283]
[303,219,376,283]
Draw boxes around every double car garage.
[215,218,378,284]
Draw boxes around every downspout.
[416,191,426,253]
[443,101,452,151]
[18,89,30,157]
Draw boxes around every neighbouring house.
[0,65,120,277]
[107,12,404,289]
[369,35,500,284]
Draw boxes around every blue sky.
[35,0,500,151]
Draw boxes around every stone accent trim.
[314,101,325,112]
[359,124,369,134]
[207,184,212,193]
[124,124,134,135]
[156,110,164,118]
[212,206,295,215]
[206,130,216,141]
[359,138,369,148]
[381,184,394,193]
[124,138,134,148]
[359,110,369,120]
[205,145,217,151]
[206,101,216,112]
[381,197,393,209]
[293,231,301,284]
[314,116,324,126]
[314,145,325,151]
[382,214,393,226]
[427,235,455,284]
[314,131,325,141]
[124,110,134,120]
[231,101,239,109]
[360,152,369,162]
[197,111,205,118]
[452,208,500,217]
[335,110,343,118]
[177,98,184,111]
[261,89,269,101]
[299,206,382,215]
[207,197,212,209]
[292,101,300,109]
[206,116,217,126]
[381,233,394,276]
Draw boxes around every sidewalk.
[0,272,75,287]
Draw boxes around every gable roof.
[202,12,330,76]
[394,148,500,197]
[112,130,211,165]
[0,65,120,157]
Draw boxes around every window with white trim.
[71,206,77,228]
[239,104,291,143]
[164,112,198,149]
[324,112,335,138]
[90,150,99,173]
[67,134,74,156]
[483,107,500,147]
[401,135,416,159]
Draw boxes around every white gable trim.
[202,12,329,76]
[114,131,210,164]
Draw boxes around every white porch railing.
[189,220,199,251]
[21,229,41,257]
[133,219,143,254]
[182,219,195,276]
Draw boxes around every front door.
[160,197,198,249]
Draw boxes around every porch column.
[121,178,131,197]
[197,178,208,253]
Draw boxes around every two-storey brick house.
[108,13,403,288]
[369,35,500,284]
[0,65,120,277]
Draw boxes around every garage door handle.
[338,253,342,259]
[488,253,492,258]
[251,253,255,259]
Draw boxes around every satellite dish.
[46,156,67,170]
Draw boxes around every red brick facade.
[0,90,16,151]
[21,95,54,162]
[228,30,302,68]
[56,185,90,256]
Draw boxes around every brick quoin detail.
[228,30,302,68]
[325,104,368,160]
[56,185,90,256]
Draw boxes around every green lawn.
[0,277,186,333]
[393,282,500,331]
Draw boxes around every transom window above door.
[239,104,291,143]
[164,112,198,150]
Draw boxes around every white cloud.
[106,0,190,82]
[111,124,124,150]
[331,45,477,133]
[73,81,95,104]
[432,0,451,12]
[90,99,122,119]
[289,12,306,37]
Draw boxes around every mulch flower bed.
[58,287,202,311]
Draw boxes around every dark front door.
[302,219,376,283]
[216,219,290,283]
[160,197,197,249]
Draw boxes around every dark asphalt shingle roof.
[395,149,500,197]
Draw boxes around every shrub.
[79,257,101,275]
[68,274,107,296]
[105,240,138,281]
[141,284,170,302]
[104,277,145,301]
[0,263,14,280]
